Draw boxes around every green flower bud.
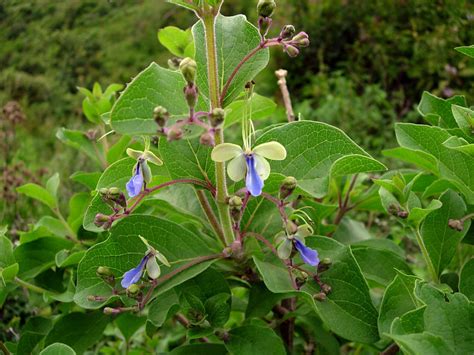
[126,284,141,297]
[314,292,327,302]
[280,25,295,39]
[321,284,332,294]
[94,213,111,228]
[99,188,109,196]
[179,57,197,84]
[210,108,225,127]
[103,307,120,315]
[96,266,113,277]
[258,16,272,37]
[167,127,183,141]
[257,0,276,18]
[229,195,243,222]
[108,187,121,196]
[279,176,297,199]
[285,45,300,58]
[167,57,181,70]
[154,106,169,127]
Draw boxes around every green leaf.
[254,236,379,344]
[459,258,474,301]
[378,271,419,337]
[455,45,474,58]
[193,15,269,108]
[256,121,386,197]
[225,325,286,355]
[107,135,132,164]
[383,147,438,173]
[17,317,53,355]
[351,245,413,286]
[224,93,276,127]
[56,128,104,166]
[166,0,199,12]
[70,171,101,190]
[40,343,76,355]
[451,105,474,137]
[17,183,57,209]
[246,282,288,319]
[169,344,228,355]
[395,123,474,203]
[14,237,73,279]
[110,63,188,135]
[407,198,442,226]
[147,289,180,327]
[417,91,466,128]
[75,215,219,309]
[46,173,60,198]
[159,138,214,183]
[0,235,15,269]
[389,332,453,355]
[44,312,110,353]
[390,307,425,335]
[414,282,474,354]
[55,250,86,268]
[67,193,91,233]
[420,190,470,276]
[115,313,146,341]
[158,26,195,58]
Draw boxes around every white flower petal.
[227,154,246,181]
[253,141,287,161]
[146,257,161,279]
[143,150,163,166]
[254,154,271,180]
[211,143,243,162]
[126,148,143,160]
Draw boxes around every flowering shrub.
[2,1,473,354]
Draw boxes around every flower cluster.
[275,224,320,267]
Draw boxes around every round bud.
[285,45,300,58]
[184,85,198,109]
[154,106,169,127]
[258,16,272,37]
[98,188,109,196]
[210,108,225,127]
[448,219,464,232]
[279,176,297,199]
[397,210,409,219]
[126,284,141,297]
[179,57,197,84]
[229,195,243,209]
[321,284,332,294]
[257,0,276,18]
[167,57,181,70]
[167,127,183,141]
[94,213,111,228]
[96,266,113,277]
[292,31,309,43]
[280,25,295,39]
[321,257,332,266]
[314,292,327,302]
[108,187,121,196]
[87,295,96,302]
[103,307,120,315]
[200,132,215,147]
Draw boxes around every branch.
[275,69,295,122]
[196,189,225,245]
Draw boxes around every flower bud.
[397,210,409,219]
[200,132,215,147]
[184,85,198,109]
[448,219,464,232]
[126,284,141,297]
[108,187,121,196]
[87,295,96,302]
[154,106,169,127]
[280,25,295,40]
[179,57,197,84]
[167,57,181,70]
[94,213,111,228]
[285,45,300,58]
[258,16,272,37]
[210,108,225,127]
[292,31,309,47]
[279,176,297,199]
[257,0,276,18]
[314,292,327,302]
[167,127,183,141]
[321,284,332,294]
[96,266,113,277]
[229,195,243,222]
[103,307,120,315]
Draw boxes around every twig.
[195,189,225,245]
[275,69,295,122]
[332,174,358,226]
[380,343,400,355]
[0,341,10,355]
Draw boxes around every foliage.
[1,0,473,354]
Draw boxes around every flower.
[121,236,170,288]
[125,146,163,198]
[294,239,319,267]
[211,141,287,196]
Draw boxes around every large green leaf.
[459,258,474,301]
[75,215,220,309]
[395,123,474,203]
[193,15,269,108]
[253,236,379,344]
[417,91,466,128]
[40,343,76,355]
[17,317,53,354]
[455,45,474,58]
[225,325,286,355]
[256,121,386,197]
[378,271,419,337]
[44,312,110,353]
[110,63,188,135]
[420,190,470,276]
[389,332,453,355]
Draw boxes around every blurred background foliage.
[1,0,473,227]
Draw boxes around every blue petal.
[245,155,264,196]
[126,164,144,197]
[295,239,320,267]
[121,255,148,288]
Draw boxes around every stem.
[196,189,225,245]
[0,341,10,355]
[202,13,234,245]
[275,69,295,122]
[415,227,439,283]
[53,208,77,241]
[15,277,49,294]
[333,174,358,226]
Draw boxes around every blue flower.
[121,254,149,288]
[126,163,144,198]
[245,155,264,196]
[294,239,319,267]
[211,142,287,197]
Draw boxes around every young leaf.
[459,258,474,301]
[417,91,466,128]
[158,26,195,58]
[17,183,57,210]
